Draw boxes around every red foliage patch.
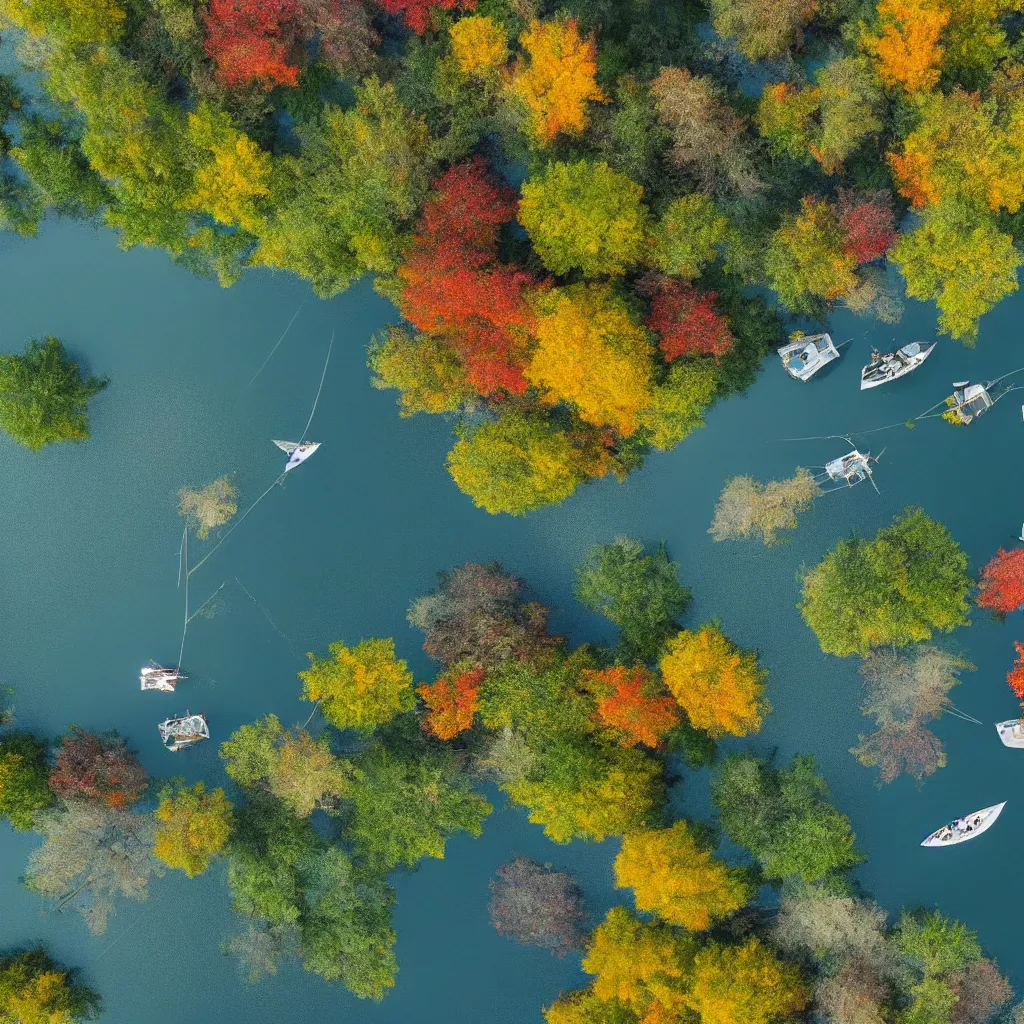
[49,728,148,808]
[837,190,897,264]
[398,157,540,396]
[204,0,302,89]
[1008,642,1024,705]
[584,665,681,749]
[379,0,476,35]
[977,547,1024,615]
[643,279,734,362]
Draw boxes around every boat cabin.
[778,333,840,382]
[140,663,186,692]
[947,383,993,425]
[158,712,209,752]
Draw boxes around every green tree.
[646,195,728,279]
[226,794,397,998]
[299,639,415,730]
[345,734,492,872]
[0,946,100,1023]
[0,337,107,451]
[799,507,971,657]
[447,411,597,515]
[220,715,352,816]
[576,538,691,663]
[896,910,982,978]
[255,78,435,296]
[708,0,815,59]
[518,160,648,278]
[892,202,1020,342]
[0,732,53,830]
[637,360,720,451]
[712,752,862,883]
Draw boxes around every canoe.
[920,802,1006,847]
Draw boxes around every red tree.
[379,0,476,35]
[417,664,486,740]
[581,665,681,748]
[977,548,1024,614]
[837,190,897,264]
[49,728,148,809]
[643,279,734,362]
[398,157,540,396]
[1008,643,1024,706]
[204,0,302,89]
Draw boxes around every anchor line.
[245,296,308,390]
[187,472,287,578]
[300,328,334,443]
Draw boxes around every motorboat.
[860,342,935,390]
[778,333,840,381]
[273,439,321,473]
[945,382,995,425]
[920,802,1006,847]
[996,720,1024,748]
[140,662,186,692]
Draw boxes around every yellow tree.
[153,782,233,878]
[614,822,753,930]
[300,637,415,730]
[510,18,607,145]
[660,625,767,737]
[0,0,126,45]
[685,938,809,1024]
[861,0,950,94]
[582,906,693,1017]
[528,284,655,436]
[186,104,272,234]
[449,15,510,77]
[0,948,99,1024]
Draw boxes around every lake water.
[2,217,1024,1023]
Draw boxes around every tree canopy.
[0,338,107,451]
[0,947,100,1024]
[800,508,971,656]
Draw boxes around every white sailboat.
[140,661,186,692]
[273,439,321,473]
[860,342,936,390]
[996,720,1024,748]
[920,802,1006,847]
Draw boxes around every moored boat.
[778,333,840,382]
[273,439,321,473]
[860,342,936,390]
[140,662,186,692]
[996,720,1024,748]
[158,711,209,752]
[920,802,1006,847]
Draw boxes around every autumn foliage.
[614,822,753,930]
[643,279,735,362]
[379,0,476,35]
[418,664,485,740]
[580,665,681,748]
[397,157,537,396]
[204,0,302,89]
[977,547,1024,614]
[863,0,950,94]
[1007,642,1024,706]
[511,19,607,145]
[49,728,147,809]
[660,626,767,738]
[837,190,897,263]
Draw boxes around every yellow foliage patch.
[510,18,607,145]
[660,625,767,738]
[450,15,509,76]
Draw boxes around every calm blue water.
[2,217,1023,1023]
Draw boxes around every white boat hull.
[996,720,1024,748]
[860,342,936,390]
[921,802,1006,847]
